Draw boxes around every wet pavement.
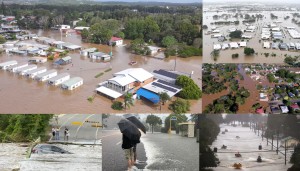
[0,30,201,114]
[209,124,292,171]
[102,129,199,171]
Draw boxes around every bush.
[111,101,123,110]
[168,99,190,114]
[229,30,242,39]
[176,75,202,99]
[244,47,255,55]
[232,53,239,58]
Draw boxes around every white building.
[25,67,47,79]
[110,37,123,46]
[35,69,57,81]
[61,77,83,90]
[28,57,47,64]
[17,65,37,75]
[48,73,70,86]
[0,60,17,70]
[263,42,271,49]
[80,48,97,56]
[7,63,28,73]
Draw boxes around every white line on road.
[75,114,95,141]
[116,141,122,146]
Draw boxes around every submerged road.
[210,124,293,171]
[49,114,102,144]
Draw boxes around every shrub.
[111,101,123,110]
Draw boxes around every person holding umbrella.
[118,118,141,170]
[124,114,146,164]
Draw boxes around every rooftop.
[62,77,83,87]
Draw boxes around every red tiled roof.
[110,37,122,41]
[256,108,264,114]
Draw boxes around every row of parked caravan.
[0,60,83,90]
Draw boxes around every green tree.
[81,28,89,40]
[168,99,190,114]
[176,75,202,100]
[159,92,170,105]
[146,115,162,133]
[124,93,134,110]
[161,36,177,48]
[0,35,6,44]
[89,23,113,44]
[115,31,125,39]
[244,47,255,55]
[229,30,242,39]
[164,114,187,131]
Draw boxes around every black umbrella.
[118,118,141,141]
[124,114,146,134]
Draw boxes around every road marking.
[59,114,78,129]
[116,141,122,145]
[75,114,95,141]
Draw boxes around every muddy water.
[0,30,201,114]
[202,64,274,114]
[203,9,300,63]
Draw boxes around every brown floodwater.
[203,9,300,63]
[202,64,276,114]
[0,30,202,114]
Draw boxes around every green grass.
[95,72,104,78]
[105,68,112,72]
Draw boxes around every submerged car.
[32,144,72,154]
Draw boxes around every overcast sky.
[204,0,300,4]
[96,0,202,3]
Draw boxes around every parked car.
[32,144,72,154]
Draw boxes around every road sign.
[170,116,177,121]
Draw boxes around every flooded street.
[0,143,101,171]
[210,124,292,171]
[203,7,300,63]
[0,30,201,113]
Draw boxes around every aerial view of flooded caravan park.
[203,0,300,63]
[0,2,202,113]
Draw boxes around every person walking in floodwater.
[64,127,68,141]
[52,127,56,140]
[66,129,70,141]
[122,134,134,171]
[55,127,60,140]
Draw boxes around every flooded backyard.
[203,5,300,63]
[0,30,201,113]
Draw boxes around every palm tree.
[124,93,134,110]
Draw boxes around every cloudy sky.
[96,0,201,3]
[204,0,300,4]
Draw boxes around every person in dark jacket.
[122,134,134,170]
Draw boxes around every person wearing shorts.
[122,134,134,170]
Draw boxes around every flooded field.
[203,5,300,63]
[0,30,201,113]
